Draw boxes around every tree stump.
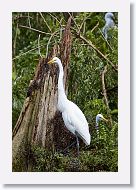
[12,17,73,171]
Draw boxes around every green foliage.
[31,123,118,172]
[12,12,118,171]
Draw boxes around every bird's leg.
[61,140,76,154]
[76,134,79,157]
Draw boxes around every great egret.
[95,114,108,131]
[102,12,115,40]
[48,57,91,156]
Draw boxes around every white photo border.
[0,0,130,184]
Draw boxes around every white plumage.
[102,12,115,40]
[48,57,91,155]
[62,100,90,145]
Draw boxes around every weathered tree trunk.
[12,17,73,171]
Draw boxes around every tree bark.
[12,17,73,171]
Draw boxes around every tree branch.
[78,14,92,34]
[38,34,42,57]
[101,65,113,127]
[47,13,62,26]
[69,14,117,71]
[12,44,45,61]
[91,22,99,33]
[19,25,49,35]
[45,30,59,58]
[39,12,52,33]
[27,13,32,28]
[74,31,118,72]
[13,15,33,21]
[13,23,18,57]
[99,28,113,51]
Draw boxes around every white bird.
[48,57,91,156]
[95,114,108,131]
[102,12,115,40]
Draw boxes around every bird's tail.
[83,134,91,146]
[77,131,91,146]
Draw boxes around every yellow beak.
[102,116,108,122]
[48,59,54,64]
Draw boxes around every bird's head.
[105,12,114,19]
[48,57,60,64]
[96,114,108,123]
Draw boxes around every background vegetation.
[12,12,118,172]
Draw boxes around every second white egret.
[95,114,108,131]
[102,12,115,40]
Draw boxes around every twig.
[27,13,32,28]
[101,65,113,127]
[74,31,117,71]
[38,34,42,57]
[78,14,91,34]
[83,21,86,35]
[47,13,62,26]
[13,23,18,57]
[39,12,52,33]
[13,15,33,21]
[59,18,65,42]
[12,28,59,61]
[45,30,59,58]
[12,44,45,61]
[99,28,113,51]
[91,22,99,33]
[112,35,118,41]
[19,25,49,35]
[69,14,117,71]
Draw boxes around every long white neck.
[56,60,67,112]
[95,117,99,130]
[57,60,65,92]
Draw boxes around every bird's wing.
[63,100,90,145]
[68,101,88,125]
[106,18,114,28]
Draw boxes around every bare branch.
[27,13,32,28]
[78,14,92,34]
[12,28,59,61]
[101,65,113,127]
[69,14,117,71]
[47,13,62,26]
[39,12,52,33]
[91,22,99,33]
[13,23,19,57]
[74,30,117,71]
[38,34,42,57]
[13,15,33,21]
[45,30,59,58]
[12,44,45,61]
[19,25,49,35]
[99,28,113,51]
